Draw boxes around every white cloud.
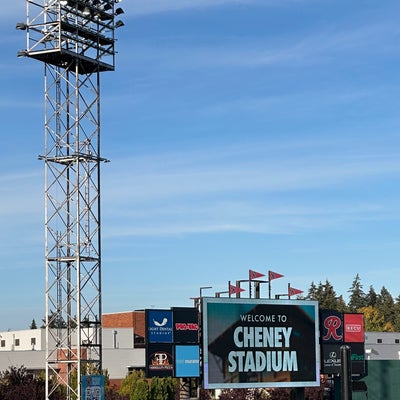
[104,144,400,202]
[101,139,400,237]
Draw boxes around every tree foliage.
[307,275,400,331]
[348,273,366,312]
[0,366,64,400]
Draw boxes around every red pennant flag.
[288,286,303,296]
[229,284,245,295]
[249,269,265,280]
[268,270,284,281]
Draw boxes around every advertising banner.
[321,343,365,375]
[321,344,342,375]
[146,343,174,378]
[146,309,173,343]
[82,375,104,400]
[344,313,364,343]
[202,298,320,389]
[320,309,343,343]
[320,310,365,376]
[175,345,200,377]
[173,307,199,344]
[349,342,366,375]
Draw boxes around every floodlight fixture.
[83,6,91,15]
[103,3,112,11]
[115,7,124,15]
[115,20,124,28]
[17,50,27,58]
[60,0,68,5]
[16,22,27,30]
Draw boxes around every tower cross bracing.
[17,1,122,399]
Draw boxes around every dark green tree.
[376,286,395,327]
[394,294,400,331]
[30,319,37,329]
[365,285,378,307]
[348,274,366,312]
[161,377,177,400]
[149,377,163,400]
[307,280,346,311]
[307,281,318,300]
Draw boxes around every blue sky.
[1,0,400,330]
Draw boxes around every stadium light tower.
[17,1,123,399]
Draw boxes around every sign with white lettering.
[202,298,320,389]
[147,310,173,343]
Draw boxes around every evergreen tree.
[306,281,318,300]
[394,294,400,331]
[30,319,37,329]
[130,378,148,400]
[348,274,366,312]
[306,280,348,311]
[376,286,395,327]
[365,285,378,307]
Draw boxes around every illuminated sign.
[202,298,320,389]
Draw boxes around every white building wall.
[0,329,44,351]
[0,328,145,380]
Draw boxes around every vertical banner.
[147,343,174,378]
[173,307,199,344]
[146,309,173,343]
[202,297,320,389]
[82,375,104,400]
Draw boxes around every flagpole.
[288,283,291,299]
[249,276,251,299]
[268,271,271,299]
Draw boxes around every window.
[31,338,36,345]
[15,339,20,346]
[395,339,399,344]
[0,340,5,347]
[377,338,382,344]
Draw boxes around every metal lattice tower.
[17,1,122,398]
